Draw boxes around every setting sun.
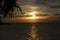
[27,11,39,19]
[28,11,37,15]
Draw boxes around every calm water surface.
[0,23,60,40]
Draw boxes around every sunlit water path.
[27,24,39,40]
[0,23,60,40]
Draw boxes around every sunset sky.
[1,0,60,22]
[18,0,60,16]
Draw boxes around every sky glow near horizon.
[17,0,60,17]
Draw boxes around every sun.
[29,11,37,18]
[28,11,39,19]
[29,11,37,15]
[31,14,36,19]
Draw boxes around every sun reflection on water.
[27,24,39,40]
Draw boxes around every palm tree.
[2,0,22,18]
[0,0,22,23]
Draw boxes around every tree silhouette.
[0,0,22,18]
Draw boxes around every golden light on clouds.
[27,11,40,19]
[29,11,37,15]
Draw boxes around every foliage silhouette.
[0,0,22,18]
